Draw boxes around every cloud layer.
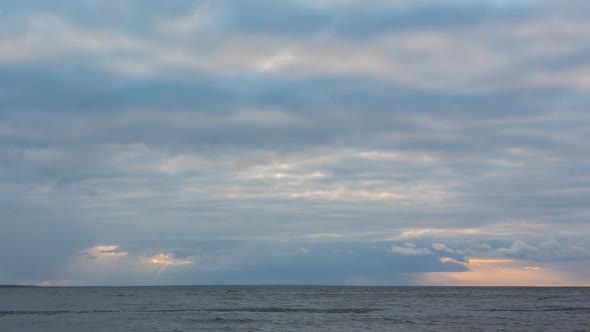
[1,0,589,286]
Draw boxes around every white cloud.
[391,243,432,256]
[432,243,460,254]
[295,248,310,255]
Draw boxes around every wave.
[482,307,590,312]
[0,307,381,318]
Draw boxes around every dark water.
[0,287,588,331]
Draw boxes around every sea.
[0,286,588,331]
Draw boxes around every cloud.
[81,246,128,260]
[295,248,310,255]
[523,266,541,271]
[144,253,193,266]
[0,1,586,93]
[391,243,432,256]
[0,0,589,286]
[496,241,540,258]
[432,243,460,254]
[493,240,590,262]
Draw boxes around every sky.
[1,0,589,286]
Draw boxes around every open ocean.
[0,286,588,331]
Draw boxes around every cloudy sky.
[1,0,589,286]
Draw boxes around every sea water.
[1,286,588,331]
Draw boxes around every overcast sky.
[1,0,589,286]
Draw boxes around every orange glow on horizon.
[418,257,589,286]
[35,280,75,287]
[467,258,514,264]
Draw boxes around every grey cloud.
[1,0,590,285]
[496,240,540,258]
[0,0,540,38]
[432,243,461,254]
[177,242,468,285]
[218,0,536,37]
[0,0,198,35]
[493,240,590,262]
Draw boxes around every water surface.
[1,286,588,331]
